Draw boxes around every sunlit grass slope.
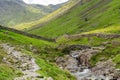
[83,24,120,34]
[0,29,75,80]
[14,0,80,30]
[29,0,120,38]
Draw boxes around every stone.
[47,77,54,80]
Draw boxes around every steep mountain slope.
[33,3,66,13]
[0,0,64,27]
[29,0,120,38]
[14,0,80,30]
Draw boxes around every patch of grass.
[113,54,120,68]
[0,64,15,80]
[0,30,55,48]
[84,24,120,34]
[57,36,109,47]
[90,39,120,66]
[36,58,75,80]
[0,46,17,80]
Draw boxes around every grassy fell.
[29,0,120,38]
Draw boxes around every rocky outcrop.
[92,60,120,79]
[56,43,120,80]
[56,46,103,80]
[1,43,53,80]
[76,48,101,67]
[56,55,80,72]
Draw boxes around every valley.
[0,0,120,80]
[0,0,64,27]
[29,0,120,38]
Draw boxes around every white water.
[70,50,111,80]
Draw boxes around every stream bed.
[56,45,120,80]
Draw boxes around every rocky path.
[1,43,45,80]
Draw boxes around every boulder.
[47,77,54,80]
[91,60,120,79]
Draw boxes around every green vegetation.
[56,35,108,47]
[1,0,120,79]
[0,29,76,80]
[36,58,75,80]
[0,0,63,27]
[90,39,120,67]
[21,49,75,80]
[29,0,120,38]
[0,47,16,80]
[56,34,120,69]
[14,0,79,30]
[113,54,120,68]
[0,65,15,80]
[0,30,54,47]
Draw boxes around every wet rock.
[55,46,111,80]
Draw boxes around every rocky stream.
[1,43,120,80]
[56,45,120,80]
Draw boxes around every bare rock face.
[92,60,115,75]
[77,49,100,67]
[56,46,102,73]
[55,45,119,80]
[78,53,89,66]
[56,55,79,72]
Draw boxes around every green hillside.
[29,0,120,38]
[0,0,64,27]
[0,47,17,80]
[14,0,80,30]
[0,29,75,80]
[1,0,120,79]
